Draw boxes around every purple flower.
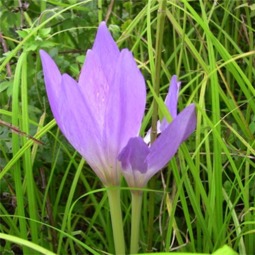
[40,22,146,186]
[118,81,196,188]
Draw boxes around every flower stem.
[107,187,125,255]
[130,191,143,254]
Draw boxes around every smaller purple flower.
[118,82,196,188]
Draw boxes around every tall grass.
[0,0,254,254]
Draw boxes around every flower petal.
[78,22,120,134]
[79,21,120,87]
[59,74,119,184]
[78,50,109,134]
[160,75,181,131]
[147,104,196,173]
[144,75,181,143]
[39,50,62,123]
[104,49,146,156]
[118,137,149,188]
[40,51,104,168]
[118,137,149,173]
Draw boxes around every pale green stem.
[148,0,167,250]
[130,191,143,254]
[107,187,125,255]
[150,0,167,142]
[97,0,103,23]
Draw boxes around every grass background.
[0,0,254,254]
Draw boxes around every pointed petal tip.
[179,103,197,132]
[39,49,46,55]
[90,20,119,83]
[147,103,196,172]
[39,49,49,61]
[187,103,196,115]
[163,75,182,121]
[99,21,107,28]
[169,75,181,90]
[39,49,56,69]
[39,49,44,56]
[171,74,177,83]
[96,22,120,51]
[39,49,52,62]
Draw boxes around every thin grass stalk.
[21,53,39,243]
[8,52,30,253]
[118,2,157,48]
[147,0,166,250]
[11,52,31,254]
[57,158,85,254]
[66,191,109,252]
[146,0,155,80]
[166,6,208,72]
[164,187,185,249]
[244,147,253,254]
[46,151,61,214]
[97,0,103,23]
[222,188,246,254]
[165,159,196,251]
[200,3,223,247]
[191,6,208,250]
[0,233,57,255]
[180,146,213,250]
[81,188,109,248]
[150,0,166,143]
[244,4,253,82]
[183,1,255,112]
[243,6,254,254]
[0,119,56,180]
[197,77,209,250]
[0,203,20,234]
[79,173,112,250]
[31,112,46,164]
[40,0,46,12]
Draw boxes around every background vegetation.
[0,0,254,254]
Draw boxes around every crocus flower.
[40,21,196,190]
[118,82,196,188]
[40,22,146,186]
